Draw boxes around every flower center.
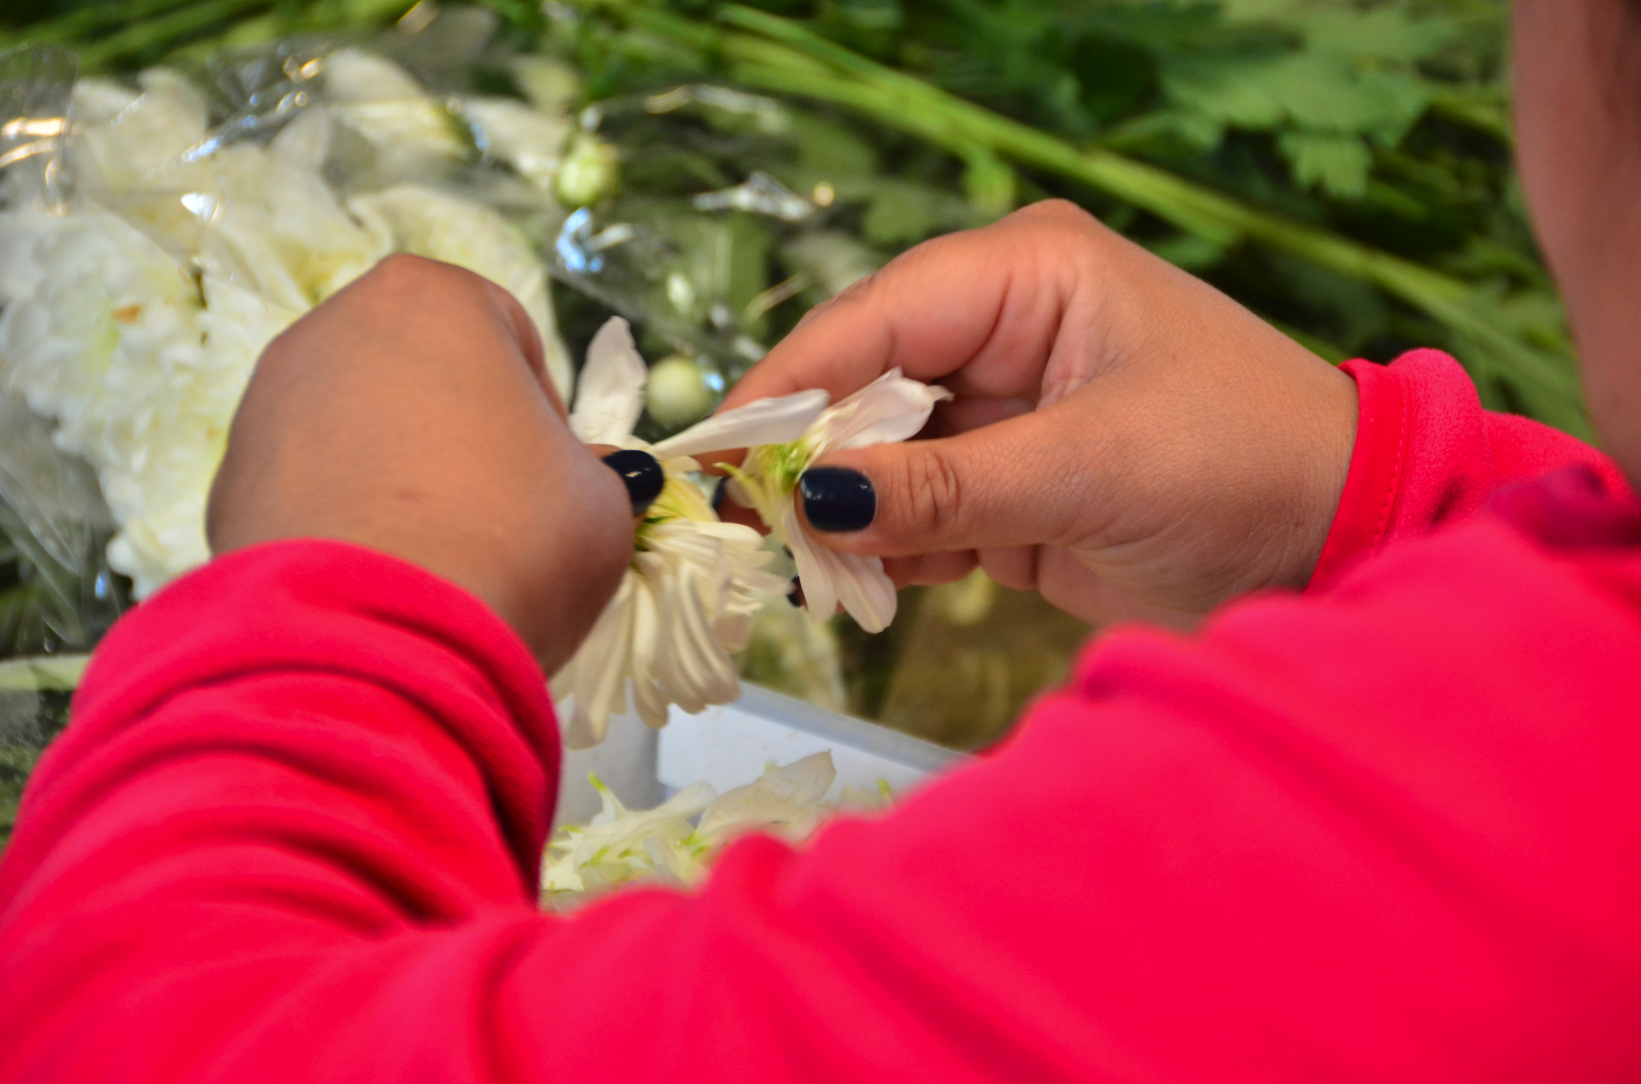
[755,438,813,495]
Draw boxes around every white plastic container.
[555,683,964,826]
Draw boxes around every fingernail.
[602,449,664,516]
[711,476,729,514]
[799,467,875,532]
[787,575,802,608]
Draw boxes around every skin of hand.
[207,254,635,674]
[722,200,1359,628]
[1512,0,1641,487]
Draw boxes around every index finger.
[721,200,1106,411]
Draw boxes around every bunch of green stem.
[604,3,1589,437]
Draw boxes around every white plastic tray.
[555,683,964,826]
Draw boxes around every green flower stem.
[76,0,279,71]
[619,3,1588,434]
[0,0,203,49]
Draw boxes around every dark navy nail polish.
[787,575,802,607]
[799,467,875,532]
[711,475,729,514]
[602,449,664,516]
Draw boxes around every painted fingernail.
[602,449,664,516]
[711,476,729,514]
[787,575,802,608]
[799,466,875,532]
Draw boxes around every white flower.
[0,201,218,596]
[0,69,572,597]
[321,49,465,173]
[728,370,951,633]
[553,317,828,748]
[457,97,573,191]
[542,752,838,904]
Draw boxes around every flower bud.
[553,132,617,209]
[645,354,721,430]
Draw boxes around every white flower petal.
[562,576,636,749]
[783,503,896,633]
[650,388,829,461]
[783,503,839,626]
[696,751,836,847]
[268,107,332,173]
[821,368,952,453]
[459,96,573,190]
[570,316,647,445]
[629,572,670,729]
[830,548,898,634]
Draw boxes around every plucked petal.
[820,368,952,453]
[696,751,837,846]
[650,388,829,461]
[571,316,647,444]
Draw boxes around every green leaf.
[1278,129,1371,198]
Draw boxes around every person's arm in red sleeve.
[1310,350,1629,589]
[6,448,1641,1082]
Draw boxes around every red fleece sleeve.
[5,519,1641,1080]
[1310,350,1628,590]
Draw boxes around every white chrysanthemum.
[0,69,573,597]
[458,97,573,190]
[71,69,206,197]
[553,317,829,748]
[0,203,220,595]
[321,48,465,172]
[543,751,838,902]
[729,370,951,633]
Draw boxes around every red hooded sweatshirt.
[2,350,1639,1083]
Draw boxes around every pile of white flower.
[544,750,889,905]
[0,51,576,597]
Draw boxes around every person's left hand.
[207,254,635,673]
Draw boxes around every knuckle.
[1020,198,1091,227]
[893,444,964,541]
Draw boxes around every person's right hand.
[722,200,1359,628]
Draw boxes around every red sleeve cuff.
[1309,358,1409,592]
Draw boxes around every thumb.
[797,405,1095,558]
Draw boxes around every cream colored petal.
[830,548,897,634]
[821,368,952,453]
[656,562,739,712]
[628,569,671,729]
[571,316,647,445]
[696,751,837,847]
[562,575,636,749]
[782,503,839,626]
[650,388,829,461]
[784,504,895,632]
[268,107,332,173]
